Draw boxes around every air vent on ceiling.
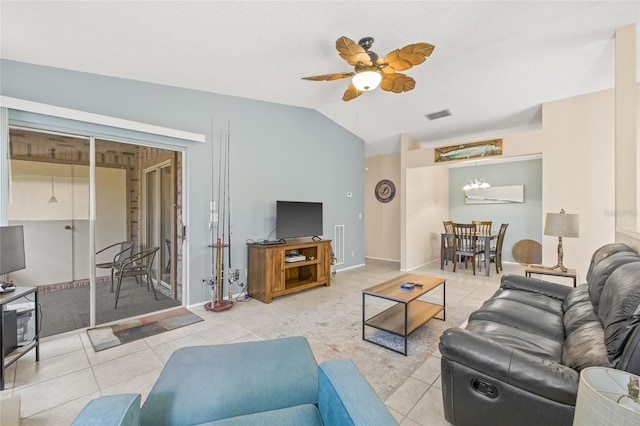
[425,109,452,121]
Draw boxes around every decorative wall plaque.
[375,179,396,203]
[434,139,503,162]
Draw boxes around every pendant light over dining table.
[462,162,490,191]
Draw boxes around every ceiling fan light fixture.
[352,70,382,91]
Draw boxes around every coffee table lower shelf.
[363,300,444,356]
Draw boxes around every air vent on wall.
[425,109,452,121]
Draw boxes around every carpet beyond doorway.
[38,279,181,337]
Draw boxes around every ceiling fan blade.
[381,42,435,72]
[342,83,363,102]
[302,72,354,81]
[379,73,416,93]
[336,36,372,66]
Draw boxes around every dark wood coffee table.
[362,273,445,355]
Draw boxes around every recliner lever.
[471,379,498,399]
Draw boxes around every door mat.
[86,307,203,352]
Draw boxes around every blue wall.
[449,159,542,262]
[0,59,365,305]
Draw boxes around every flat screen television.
[0,225,26,276]
[276,201,323,240]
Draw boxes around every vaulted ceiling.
[1,1,638,156]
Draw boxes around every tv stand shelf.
[248,239,332,303]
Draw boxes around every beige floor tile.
[84,338,149,366]
[385,376,430,416]
[15,368,99,418]
[92,348,162,390]
[21,391,101,426]
[14,348,89,388]
[406,386,451,426]
[432,376,442,390]
[411,356,441,385]
[387,406,404,423]
[35,334,84,359]
[196,321,252,345]
[400,417,424,426]
[149,333,210,364]
[100,366,162,404]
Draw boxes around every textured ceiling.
[1,1,639,156]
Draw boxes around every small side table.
[524,266,577,287]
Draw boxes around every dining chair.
[490,223,509,273]
[96,241,134,293]
[472,221,493,254]
[113,246,160,309]
[443,221,455,265]
[452,223,483,275]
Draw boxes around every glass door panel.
[7,130,89,288]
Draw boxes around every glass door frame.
[142,159,173,291]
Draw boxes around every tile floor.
[0,259,531,425]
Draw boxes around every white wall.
[405,165,449,270]
[364,152,400,261]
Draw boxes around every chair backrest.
[116,241,134,263]
[453,223,478,253]
[496,223,509,251]
[443,220,454,234]
[472,221,492,236]
[124,246,159,271]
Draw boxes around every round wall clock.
[374,179,396,203]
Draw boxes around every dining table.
[440,231,498,277]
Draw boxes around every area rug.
[86,307,203,352]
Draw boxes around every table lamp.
[544,208,579,273]
[573,367,640,425]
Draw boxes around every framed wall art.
[435,139,503,163]
[464,185,524,205]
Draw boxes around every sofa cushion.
[599,262,640,364]
[561,321,610,371]
[469,298,565,341]
[197,404,323,426]
[466,320,563,362]
[140,337,319,426]
[563,287,600,336]
[562,284,590,314]
[585,243,637,283]
[492,288,564,316]
[587,252,640,310]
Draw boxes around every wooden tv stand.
[247,239,332,303]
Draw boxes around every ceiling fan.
[302,36,435,102]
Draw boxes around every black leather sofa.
[439,243,640,426]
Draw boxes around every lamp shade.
[573,367,640,426]
[352,71,382,91]
[544,211,579,238]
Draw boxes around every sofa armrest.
[440,328,579,405]
[318,359,398,426]
[71,394,141,426]
[501,274,572,300]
